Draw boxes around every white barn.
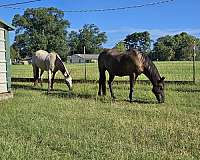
[67,54,99,63]
[0,19,14,100]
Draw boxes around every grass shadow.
[12,83,96,100]
[44,90,95,100]
[12,83,157,104]
[12,83,65,92]
[121,98,157,104]
[97,95,156,104]
[173,88,200,93]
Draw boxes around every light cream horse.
[32,50,72,92]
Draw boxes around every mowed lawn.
[11,61,200,82]
[0,81,200,159]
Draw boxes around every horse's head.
[64,71,72,90]
[152,77,165,103]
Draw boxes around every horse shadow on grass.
[12,83,95,100]
[173,88,200,93]
[12,83,66,92]
[46,91,94,100]
[12,83,156,104]
[116,98,157,104]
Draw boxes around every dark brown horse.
[98,48,165,103]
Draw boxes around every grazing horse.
[98,48,165,103]
[32,50,72,92]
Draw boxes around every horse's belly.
[33,57,49,71]
[109,66,141,77]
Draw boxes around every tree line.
[11,7,200,61]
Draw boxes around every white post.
[84,46,86,80]
[193,41,196,83]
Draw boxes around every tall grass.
[0,82,200,159]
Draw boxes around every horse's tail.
[98,49,108,71]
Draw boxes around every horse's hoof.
[129,98,135,103]
[112,96,116,100]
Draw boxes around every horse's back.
[32,50,48,63]
[32,50,50,71]
[98,48,145,76]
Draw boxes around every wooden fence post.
[193,42,196,83]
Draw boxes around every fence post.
[84,46,87,81]
[193,42,196,83]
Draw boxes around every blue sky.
[0,0,200,48]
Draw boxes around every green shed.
[0,19,14,100]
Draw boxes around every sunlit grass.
[0,82,199,159]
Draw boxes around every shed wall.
[0,28,8,93]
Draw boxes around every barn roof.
[73,54,99,60]
[0,19,15,31]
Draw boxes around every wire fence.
[11,60,200,84]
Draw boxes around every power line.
[0,0,175,12]
[0,0,42,8]
[63,0,175,13]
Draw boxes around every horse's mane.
[143,54,161,85]
[128,48,161,85]
[54,53,68,75]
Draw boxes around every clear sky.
[0,0,200,48]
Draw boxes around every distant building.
[21,56,32,65]
[0,19,14,100]
[67,54,99,63]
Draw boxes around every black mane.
[143,55,161,86]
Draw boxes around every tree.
[173,32,197,60]
[12,7,70,59]
[68,31,79,55]
[124,31,151,54]
[151,35,176,61]
[114,41,126,53]
[68,24,107,55]
[152,32,200,61]
[10,45,20,61]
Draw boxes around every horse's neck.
[143,59,160,86]
[55,56,66,75]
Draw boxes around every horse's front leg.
[51,72,56,90]
[48,70,52,93]
[129,74,137,103]
[108,74,115,99]
[39,70,44,87]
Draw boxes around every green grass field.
[1,61,200,159]
[0,81,200,159]
[11,61,200,82]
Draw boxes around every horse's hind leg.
[108,74,115,99]
[47,70,52,93]
[33,65,39,86]
[39,70,44,87]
